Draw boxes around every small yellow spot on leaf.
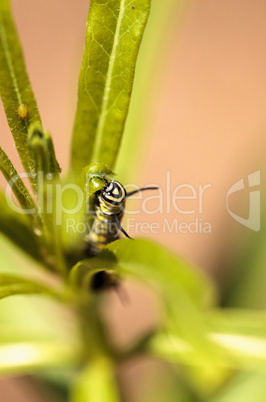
[18,104,28,119]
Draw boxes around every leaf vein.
[0,22,22,105]
[91,0,127,160]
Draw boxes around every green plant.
[1,1,266,401]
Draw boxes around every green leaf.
[27,125,63,270]
[96,240,241,393]
[0,340,78,375]
[69,239,221,389]
[0,146,36,214]
[70,359,120,402]
[105,238,215,307]
[71,0,151,173]
[69,238,214,305]
[0,291,80,376]
[69,257,118,290]
[148,309,266,384]
[0,274,65,301]
[0,190,41,261]
[206,309,266,371]
[210,372,266,402]
[0,0,42,187]
[28,125,61,179]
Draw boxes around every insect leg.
[114,215,132,239]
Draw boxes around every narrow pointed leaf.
[71,0,151,173]
[206,309,266,371]
[28,125,62,265]
[0,190,41,261]
[0,147,36,214]
[0,341,78,375]
[0,0,42,187]
[0,274,65,301]
[28,125,61,179]
[149,310,266,373]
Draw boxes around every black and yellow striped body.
[86,180,126,255]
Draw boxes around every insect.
[85,179,158,256]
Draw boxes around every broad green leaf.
[0,0,41,188]
[69,257,118,289]
[0,274,65,301]
[103,239,216,372]
[0,190,41,261]
[70,359,120,402]
[69,238,215,306]
[0,146,36,214]
[105,238,215,307]
[70,239,221,389]
[70,239,215,354]
[71,0,151,173]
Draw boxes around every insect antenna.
[126,186,159,197]
[119,187,159,238]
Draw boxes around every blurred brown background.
[1,0,266,400]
